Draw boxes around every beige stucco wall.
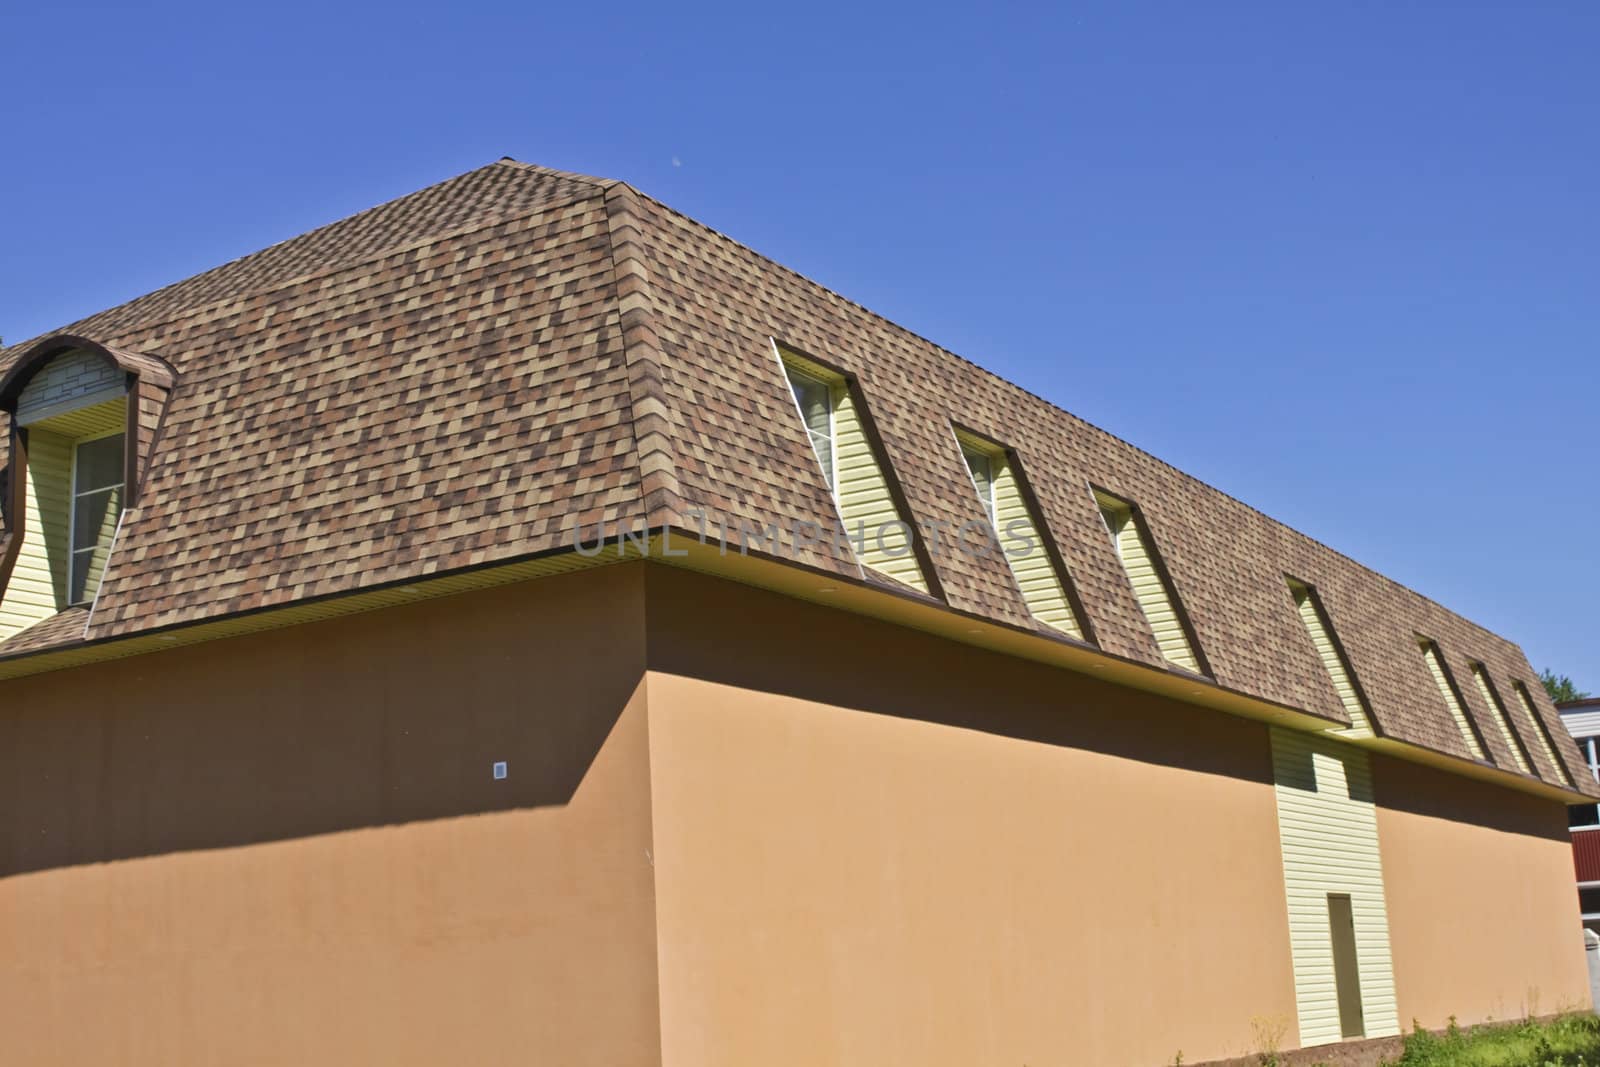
[1375,753,1590,1027]
[0,564,661,1067]
[642,566,1298,1067]
[2,559,1588,1065]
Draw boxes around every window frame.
[1286,576,1376,736]
[1511,678,1576,788]
[959,442,997,527]
[1571,735,1600,830]
[1468,661,1534,775]
[1415,636,1490,762]
[1091,485,1209,676]
[68,427,127,606]
[1579,881,1600,924]
[781,361,838,500]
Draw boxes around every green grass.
[1381,1014,1600,1066]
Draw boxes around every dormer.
[0,335,175,640]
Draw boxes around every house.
[1560,697,1600,931]
[0,160,1591,1067]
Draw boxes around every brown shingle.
[0,159,1586,797]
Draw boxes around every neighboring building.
[0,160,1592,1066]
[1560,697,1600,931]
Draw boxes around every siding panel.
[993,461,1081,638]
[1290,581,1372,738]
[1574,831,1600,885]
[1419,640,1485,760]
[1514,681,1575,787]
[832,384,927,592]
[1272,728,1400,1047]
[1471,666,1532,775]
[1097,493,1199,672]
[0,430,72,640]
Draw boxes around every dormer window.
[0,335,175,641]
[1094,487,1206,674]
[956,428,1088,641]
[773,341,931,594]
[785,363,836,493]
[70,432,125,604]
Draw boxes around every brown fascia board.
[0,421,27,611]
[0,525,1592,806]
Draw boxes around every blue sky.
[4,2,1595,692]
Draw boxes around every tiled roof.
[0,607,89,656]
[0,159,1587,796]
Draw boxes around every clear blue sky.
[4,2,1595,693]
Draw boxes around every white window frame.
[959,441,998,527]
[1097,495,1129,561]
[1573,735,1600,831]
[771,340,838,504]
[68,427,126,606]
[1579,880,1600,925]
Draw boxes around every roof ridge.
[622,186,1533,657]
[0,161,598,359]
[491,157,620,188]
[0,167,602,362]
[602,182,686,525]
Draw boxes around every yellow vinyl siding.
[1512,681,1574,787]
[0,429,73,640]
[958,431,1082,638]
[1288,580,1372,738]
[1271,728,1400,1047]
[1095,491,1200,672]
[776,345,928,593]
[832,384,926,591]
[0,397,129,640]
[1470,665,1531,775]
[1418,639,1484,760]
[994,461,1082,638]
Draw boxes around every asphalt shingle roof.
[0,159,1586,795]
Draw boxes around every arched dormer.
[0,335,175,640]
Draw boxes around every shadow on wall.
[641,565,1572,839]
[0,565,648,879]
[642,564,1278,789]
[1372,752,1572,842]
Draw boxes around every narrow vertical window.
[961,444,995,524]
[1095,488,1202,673]
[69,431,125,604]
[1286,578,1373,737]
[784,365,835,493]
[956,431,1085,640]
[1417,638,1485,760]
[1512,680,1575,787]
[1469,664,1532,775]
[775,343,929,594]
